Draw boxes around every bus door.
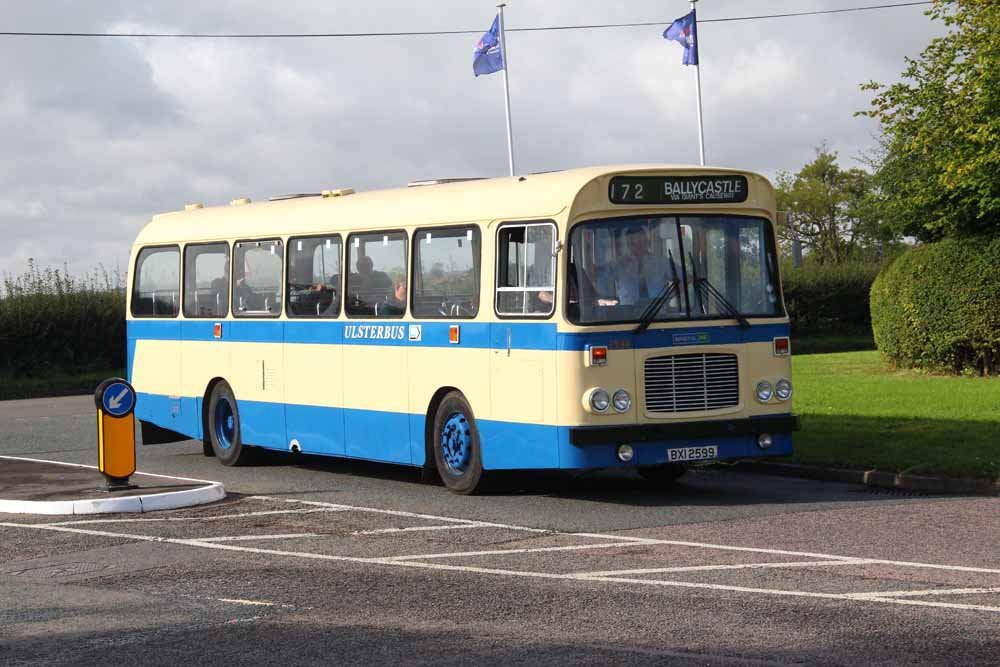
[489,222,559,468]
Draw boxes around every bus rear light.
[588,345,608,367]
[449,325,460,344]
[773,337,790,356]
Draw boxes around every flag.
[663,10,699,66]
[473,15,504,76]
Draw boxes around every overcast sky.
[0,1,944,277]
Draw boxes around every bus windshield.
[567,215,782,325]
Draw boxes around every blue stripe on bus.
[127,319,788,351]
[136,390,793,470]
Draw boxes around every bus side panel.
[180,321,234,442]
[284,322,346,456]
[477,420,560,469]
[406,328,492,467]
[227,323,286,450]
[129,320,194,437]
[342,334,411,464]
[484,323,560,469]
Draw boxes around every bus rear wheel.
[637,463,687,485]
[207,381,255,466]
[432,392,484,495]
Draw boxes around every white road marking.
[844,587,1000,600]
[254,496,1000,576]
[352,524,489,536]
[216,598,278,606]
[575,559,873,577]
[195,533,321,543]
[382,541,645,561]
[3,520,999,615]
[249,495,553,534]
[46,508,343,525]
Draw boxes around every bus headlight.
[589,388,611,413]
[755,380,773,403]
[757,433,774,449]
[612,389,631,413]
[775,379,792,401]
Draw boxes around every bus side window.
[183,242,229,318]
[233,239,283,317]
[495,222,556,317]
[287,235,342,318]
[345,231,407,319]
[131,246,180,318]
[412,226,480,319]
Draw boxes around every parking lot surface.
[2,396,999,665]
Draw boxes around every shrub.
[0,261,125,376]
[870,236,1000,375]
[781,261,881,336]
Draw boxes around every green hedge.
[870,236,1000,375]
[781,261,881,336]
[0,263,125,376]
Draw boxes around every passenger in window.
[385,279,407,315]
[354,255,393,291]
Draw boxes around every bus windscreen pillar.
[94,378,137,490]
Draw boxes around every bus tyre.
[432,392,485,495]
[207,382,254,466]
[637,463,687,485]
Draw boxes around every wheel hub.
[441,413,471,475]
[214,399,235,450]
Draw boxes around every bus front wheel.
[207,381,254,466]
[432,392,485,495]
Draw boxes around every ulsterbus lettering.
[344,324,407,340]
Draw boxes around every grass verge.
[0,369,125,401]
[790,351,1000,479]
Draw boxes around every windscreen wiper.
[634,250,681,335]
[687,252,751,329]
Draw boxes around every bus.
[127,165,798,494]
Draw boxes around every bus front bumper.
[568,414,800,447]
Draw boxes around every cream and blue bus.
[127,165,798,494]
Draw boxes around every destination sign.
[609,175,749,205]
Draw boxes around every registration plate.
[668,445,718,462]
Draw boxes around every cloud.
[0,0,944,275]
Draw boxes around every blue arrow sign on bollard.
[100,380,135,418]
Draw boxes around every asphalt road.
[2,396,999,666]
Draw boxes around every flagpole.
[497,3,516,176]
[691,0,706,166]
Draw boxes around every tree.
[861,0,1000,240]
[775,146,882,264]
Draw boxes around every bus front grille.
[643,353,740,413]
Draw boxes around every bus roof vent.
[229,197,252,206]
[269,193,322,202]
[184,203,204,211]
[321,188,355,198]
[407,177,486,188]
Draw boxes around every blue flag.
[473,15,504,76]
[663,10,699,66]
